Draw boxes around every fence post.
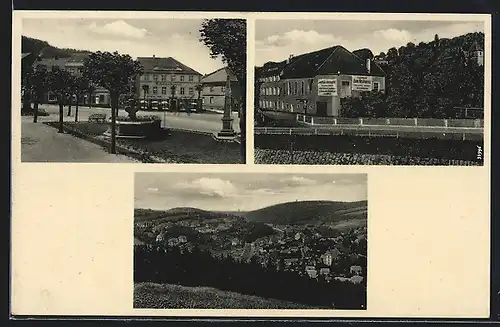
[414,118,418,126]
[333,118,337,125]
[444,119,448,128]
[311,116,314,125]
[386,118,390,125]
[359,118,364,125]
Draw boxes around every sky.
[255,20,485,66]
[22,18,225,75]
[134,173,367,212]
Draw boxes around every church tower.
[469,40,484,66]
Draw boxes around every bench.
[88,113,107,123]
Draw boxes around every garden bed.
[44,122,242,164]
[254,149,481,166]
[254,134,483,165]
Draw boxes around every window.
[144,74,150,81]
[153,74,158,82]
[294,82,298,95]
[171,75,176,81]
[341,81,350,86]
[189,87,194,95]
[161,75,166,82]
[152,86,158,94]
[162,87,167,95]
[287,82,291,95]
[189,75,194,82]
[221,86,226,93]
[373,82,379,92]
[209,97,214,104]
[180,76,185,82]
[301,81,305,95]
[180,87,185,95]
[290,104,294,112]
[281,102,284,110]
[308,79,314,93]
[209,86,214,92]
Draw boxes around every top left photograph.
[17,15,247,164]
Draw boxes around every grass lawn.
[44,122,242,164]
[134,282,320,309]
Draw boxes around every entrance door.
[316,101,328,116]
[340,80,352,98]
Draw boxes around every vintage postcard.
[10,11,492,320]
[17,14,247,164]
[253,17,489,166]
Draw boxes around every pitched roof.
[201,67,238,83]
[281,46,386,79]
[137,56,202,75]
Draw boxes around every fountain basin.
[103,118,162,139]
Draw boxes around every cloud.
[373,28,412,43]
[87,20,149,39]
[147,187,158,192]
[262,29,341,47]
[279,176,318,187]
[175,178,237,198]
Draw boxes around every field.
[134,282,319,309]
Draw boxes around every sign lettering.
[352,76,373,91]
[317,79,337,96]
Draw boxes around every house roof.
[137,56,202,75]
[281,45,386,79]
[201,67,238,83]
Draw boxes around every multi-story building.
[256,45,386,117]
[200,67,240,112]
[33,53,111,105]
[136,56,203,111]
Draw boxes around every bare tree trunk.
[88,92,93,109]
[58,98,64,133]
[33,101,39,123]
[110,93,118,154]
[67,96,72,116]
[75,95,79,122]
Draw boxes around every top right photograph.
[253,17,487,166]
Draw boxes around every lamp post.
[217,73,236,138]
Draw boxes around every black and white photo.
[254,18,486,166]
[134,172,368,309]
[20,16,246,164]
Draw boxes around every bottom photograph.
[133,172,368,310]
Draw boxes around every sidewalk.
[21,118,139,163]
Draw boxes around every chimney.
[153,54,155,58]
[366,58,371,73]
[286,54,294,64]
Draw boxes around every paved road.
[37,104,241,134]
[21,117,138,163]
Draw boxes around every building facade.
[136,56,203,111]
[256,46,386,117]
[200,67,240,112]
[33,53,111,105]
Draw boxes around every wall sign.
[352,75,373,91]
[317,79,338,96]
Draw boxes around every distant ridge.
[135,200,367,226]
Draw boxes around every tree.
[47,69,73,133]
[27,69,48,123]
[66,74,78,117]
[83,51,143,154]
[73,75,91,122]
[200,19,247,163]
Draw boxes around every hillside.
[22,35,91,58]
[243,200,367,225]
[134,207,244,223]
[134,282,319,309]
